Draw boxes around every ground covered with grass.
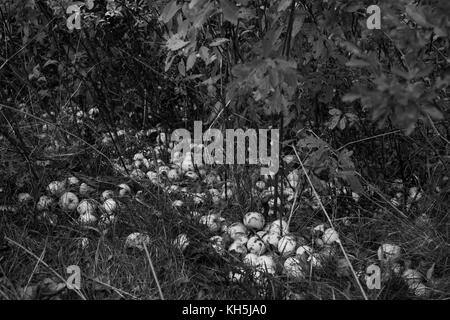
[1,127,449,300]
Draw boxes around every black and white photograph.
[0,0,449,305]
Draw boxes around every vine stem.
[292,146,369,300]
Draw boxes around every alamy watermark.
[66,265,81,290]
[366,5,381,30]
[171,121,279,175]
[67,2,381,31]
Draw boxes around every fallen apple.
[59,192,79,211]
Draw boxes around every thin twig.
[337,130,401,151]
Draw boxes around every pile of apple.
[19,177,128,229]
[118,133,342,281]
[195,210,341,283]
[118,134,229,207]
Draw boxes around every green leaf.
[178,59,186,77]
[166,35,189,51]
[339,117,347,130]
[436,75,450,89]
[278,0,292,12]
[346,113,359,124]
[165,54,176,72]
[160,0,181,24]
[291,14,304,39]
[342,93,361,102]
[189,0,208,10]
[312,39,325,59]
[238,7,256,20]
[85,0,95,10]
[423,106,443,120]
[344,4,363,13]
[220,0,238,25]
[348,176,363,194]
[177,19,190,37]
[43,59,58,68]
[391,67,410,79]
[340,41,361,55]
[329,108,342,116]
[209,38,230,47]
[71,1,85,8]
[186,52,197,71]
[262,27,282,57]
[346,59,371,68]
[199,46,210,63]
[405,4,430,27]
[328,115,340,130]
[231,63,251,78]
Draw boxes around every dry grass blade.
[24,244,47,297]
[87,277,138,300]
[143,243,165,300]
[292,146,369,300]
